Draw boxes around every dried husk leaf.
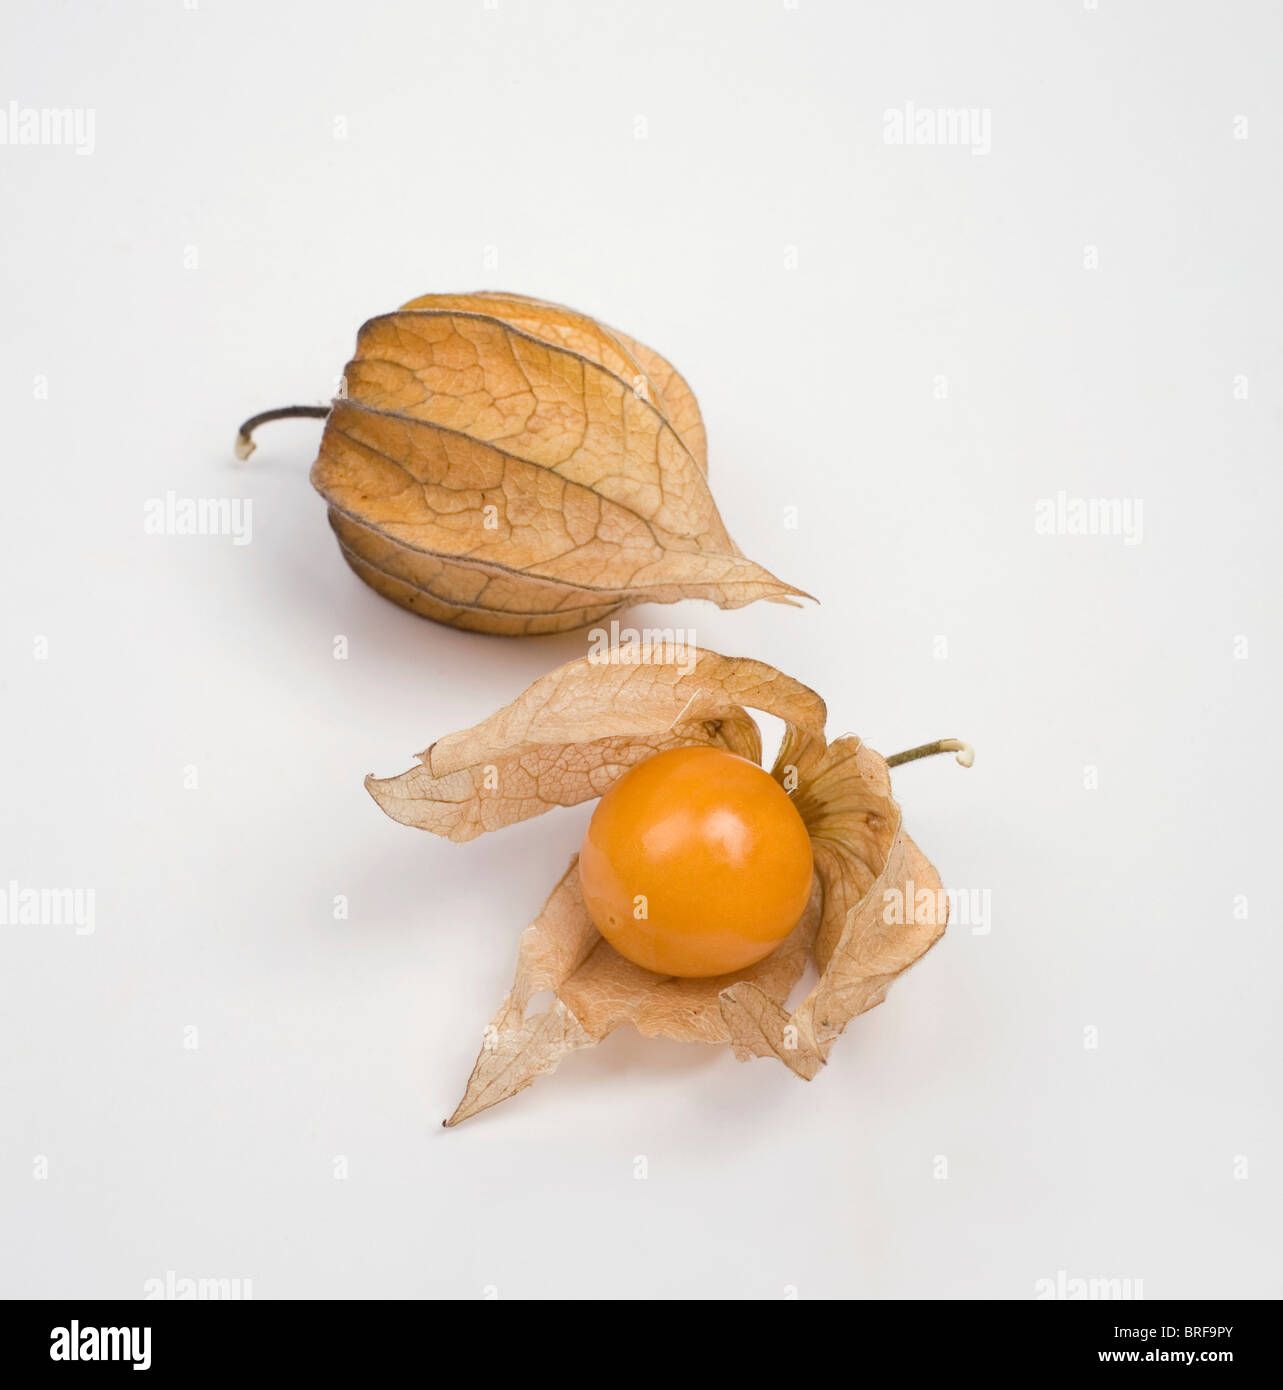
[310,292,804,634]
[369,643,950,1123]
[399,291,709,473]
[448,860,825,1124]
[367,646,824,841]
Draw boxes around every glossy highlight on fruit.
[578,745,814,978]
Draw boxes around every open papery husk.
[366,645,949,1124]
[304,291,808,634]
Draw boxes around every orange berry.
[578,745,813,978]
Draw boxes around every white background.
[2,0,1280,1300]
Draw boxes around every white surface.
[2,0,1280,1300]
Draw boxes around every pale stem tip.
[949,740,975,768]
[885,738,975,770]
[232,404,330,462]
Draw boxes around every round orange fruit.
[578,745,814,978]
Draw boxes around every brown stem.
[886,738,974,769]
[234,404,331,461]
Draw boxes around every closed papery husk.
[306,291,808,634]
[366,645,949,1123]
